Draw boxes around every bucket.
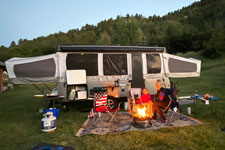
[205,100,209,105]
[45,108,60,119]
[124,102,128,110]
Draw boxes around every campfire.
[133,103,153,128]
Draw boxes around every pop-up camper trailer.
[5,45,201,108]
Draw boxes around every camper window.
[146,54,161,74]
[14,58,56,77]
[66,54,98,76]
[168,58,197,73]
[103,54,128,75]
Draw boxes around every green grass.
[1,54,225,150]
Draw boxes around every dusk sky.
[0,0,200,47]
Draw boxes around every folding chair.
[163,87,182,122]
[91,90,121,127]
[128,88,142,115]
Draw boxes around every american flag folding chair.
[90,90,121,127]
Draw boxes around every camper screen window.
[66,54,98,76]
[168,58,197,73]
[146,54,161,74]
[14,58,56,77]
[103,54,127,75]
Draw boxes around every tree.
[0,46,10,61]
[18,38,28,45]
[203,29,225,58]
[96,31,112,45]
[9,41,16,48]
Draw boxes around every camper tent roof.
[58,45,166,53]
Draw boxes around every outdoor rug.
[75,111,201,136]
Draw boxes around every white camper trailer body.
[5,45,201,106]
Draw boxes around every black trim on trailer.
[58,45,166,53]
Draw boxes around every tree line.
[1,0,225,61]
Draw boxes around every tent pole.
[43,83,51,91]
[32,84,43,94]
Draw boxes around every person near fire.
[136,88,152,104]
[152,80,170,122]
[135,88,153,118]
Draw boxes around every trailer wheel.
[107,96,118,109]
[62,103,69,112]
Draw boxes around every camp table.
[34,94,65,109]
[45,95,65,108]
[191,95,219,118]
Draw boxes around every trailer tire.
[107,96,118,109]
[62,103,69,112]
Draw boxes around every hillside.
[0,0,225,61]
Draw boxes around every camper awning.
[5,54,59,84]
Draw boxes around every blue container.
[45,108,60,119]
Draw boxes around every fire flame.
[137,106,147,118]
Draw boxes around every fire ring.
[133,117,152,129]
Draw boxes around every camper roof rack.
[57,45,166,53]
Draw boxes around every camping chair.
[91,90,121,127]
[163,87,182,122]
[128,88,142,115]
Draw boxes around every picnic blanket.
[76,111,201,136]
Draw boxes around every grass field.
[0,54,225,150]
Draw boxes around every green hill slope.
[1,0,225,61]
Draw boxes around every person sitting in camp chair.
[136,88,152,104]
[152,80,180,122]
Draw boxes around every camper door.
[162,53,201,78]
[5,54,59,84]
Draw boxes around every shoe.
[222,128,225,132]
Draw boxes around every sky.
[0,0,200,47]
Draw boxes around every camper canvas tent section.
[5,54,60,84]
[162,53,201,78]
[142,52,201,94]
[142,53,201,79]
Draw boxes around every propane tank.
[41,112,57,132]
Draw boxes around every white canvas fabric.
[162,53,201,78]
[142,53,201,79]
[5,54,59,84]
